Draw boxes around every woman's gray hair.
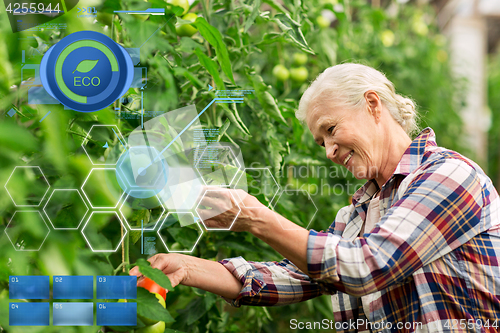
[296,63,419,136]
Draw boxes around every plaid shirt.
[220,128,500,332]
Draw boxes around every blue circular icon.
[40,31,134,112]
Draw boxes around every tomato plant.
[138,277,167,301]
[0,0,473,332]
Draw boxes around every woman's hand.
[129,253,244,299]
[130,253,188,291]
[196,187,269,232]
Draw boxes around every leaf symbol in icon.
[72,59,99,73]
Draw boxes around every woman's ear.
[364,91,382,121]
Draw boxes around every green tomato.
[290,67,309,83]
[176,13,198,37]
[316,15,330,29]
[167,0,189,15]
[272,64,290,81]
[138,292,166,325]
[380,30,395,47]
[292,53,308,66]
[412,21,428,36]
[136,320,166,333]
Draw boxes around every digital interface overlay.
[0,0,320,330]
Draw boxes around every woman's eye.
[328,126,335,134]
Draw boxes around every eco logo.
[40,31,134,112]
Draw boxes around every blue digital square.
[9,276,49,299]
[53,302,93,326]
[9,303,49,326]
[96,276,136,299]
[96,302,137,326]
[53,276,93,299]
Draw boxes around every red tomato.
[137,277,167,300]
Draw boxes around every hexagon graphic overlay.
[81,125,127,166]
[4,211,50,251]
[157,212,204,253]
[195,145,241,187]
[81,168,125,209]
[273,189,318,230]
[43,189,89,229]
[81,211,127,252]
[195,189,241,231]
[120,190,165,231]
[5,166,51,207]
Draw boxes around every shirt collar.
[351,127,436,206]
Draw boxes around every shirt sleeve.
[218,256,331,307]
[307,158,486,297]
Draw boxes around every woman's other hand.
[196,187,268,232]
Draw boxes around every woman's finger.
[198,194,223,208]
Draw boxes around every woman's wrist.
[247,208,280,239]
[180,255,243,299]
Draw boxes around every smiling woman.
[131,63,500,333]
[297,63,415,186]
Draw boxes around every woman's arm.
[247,209,310,273]
[130,253,243,299]
[130,252,326,306]
[199,157,489,298]
[197,189,312,273]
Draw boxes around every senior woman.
[130,63,500,332]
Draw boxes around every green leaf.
[262,0,290,15]
[136,288,175,323]
[134,258,173,290]
[176,293,217,325]
[217,118,231,141]
[217,102,250,136]
[194,48,225,89]
[172,67,205,88]
[244,0,261,33]
[0,122,37,152]
[272,13,315,54]
[246,69,287,125]
[72,59,99,73]
[194,17,235,84]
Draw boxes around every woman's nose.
[326,143,338,162]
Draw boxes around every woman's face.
[306,100,383,180]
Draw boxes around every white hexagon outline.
[82,124,127,166]
[4,166,51,207]
[233,167,281,208]
[4,210,50,251]
[195,189,241,231]
[194,145,241,187]
[272,189,318,230]
[43,189,90,230]
[81,168,125,209]
[80,211,128,253]
[119,190,166,231]
[157,211,204,253]
[117,146,168,189]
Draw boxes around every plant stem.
[113,262,127,275]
